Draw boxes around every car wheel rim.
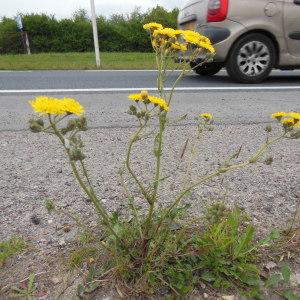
[237,41,271,77]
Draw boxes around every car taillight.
[207,0,229,22]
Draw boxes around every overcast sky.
[1,0,183,18]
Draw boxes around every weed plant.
[28,23,300,297]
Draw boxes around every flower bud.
[69,148,85,161]
[265,125,272,133]
[290,130,300,139]
[36,118,44,127]
[264,156,273,166]
[29,119,43,133]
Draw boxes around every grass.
[0,52,178,70]
[0,236,27,266]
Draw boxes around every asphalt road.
[0,69,299,92]
[0,70,299,131]
[1,91,299,131]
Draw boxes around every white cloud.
[1,0,183,18]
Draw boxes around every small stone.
[84,197,91,203]
[290,273,300,287]
[30,215,41,225]
[50,276,61,285]
[221,296,235,300]
[47,219,53,224]
[58,239,66,247]
[63,223,71,233]
[265,261,277,270]
[203,293,209,299]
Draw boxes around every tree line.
[0,6,179,54]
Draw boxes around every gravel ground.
[0,123,299,298]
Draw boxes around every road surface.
[0,70,299,131]
[0,69,299,93]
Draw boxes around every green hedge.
[0,6,179,54]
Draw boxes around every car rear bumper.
[175,20,246,64]
[200,20,246,61]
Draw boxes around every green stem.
[152,113,165,202]
[48,115,123,245]
[125,123,151,203]
[155,132,286,234]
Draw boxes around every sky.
[1,0,183,18]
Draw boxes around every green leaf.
[240,274,261,286]
[233,225,255,258]
[266,273,282,287]
[201,272,217,283]
[258,230,280,247]
[84,282,100,294]
[76,284,85,298]
[282,291,300,300]
[281,265,291,283]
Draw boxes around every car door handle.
[294,0,300,5]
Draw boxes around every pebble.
[221,296,235,300]
[30,215,41,225]
[50,276,62,285]
[290,273,300,287]
[58,239,66,247]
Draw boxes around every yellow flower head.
[271,112,287,120]
[141,90,149,100]
[182,31,214,53]
[153,28,177,39]
[128,93,143,102]
[152,39,166,48]
[171,42,187,52]
[281,118,295,127]
[29,96,84,116]
[197,41,215,53]
[288,112,300,123]
[143,22,163,31]
[128,92,169,111]
[200,113,213,120]
[148,96,169,111]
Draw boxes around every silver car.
[178,0,300,83]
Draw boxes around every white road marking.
[0,70,33,73]
[1,86,300,94]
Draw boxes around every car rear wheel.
[190,62,223,76]
[226,33,276,83]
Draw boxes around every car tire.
[226,33,276,83]
[190,62,223,76]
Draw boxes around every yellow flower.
[128,93,143,102]
[128,92,169,111]
[141,90,149,100]
[288,112,300,123]
[152,39,166,48]
[281,118,295,127]
[200,113,213,120]
[171,42,187,52]
[153,28,177,39]
[182,33,199,45]
[29,96,84,116]
[197,41,215,53]
[148,96,169,111]
[180,30,214,52]
[271,112,287,120]
[143,22,163,31]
